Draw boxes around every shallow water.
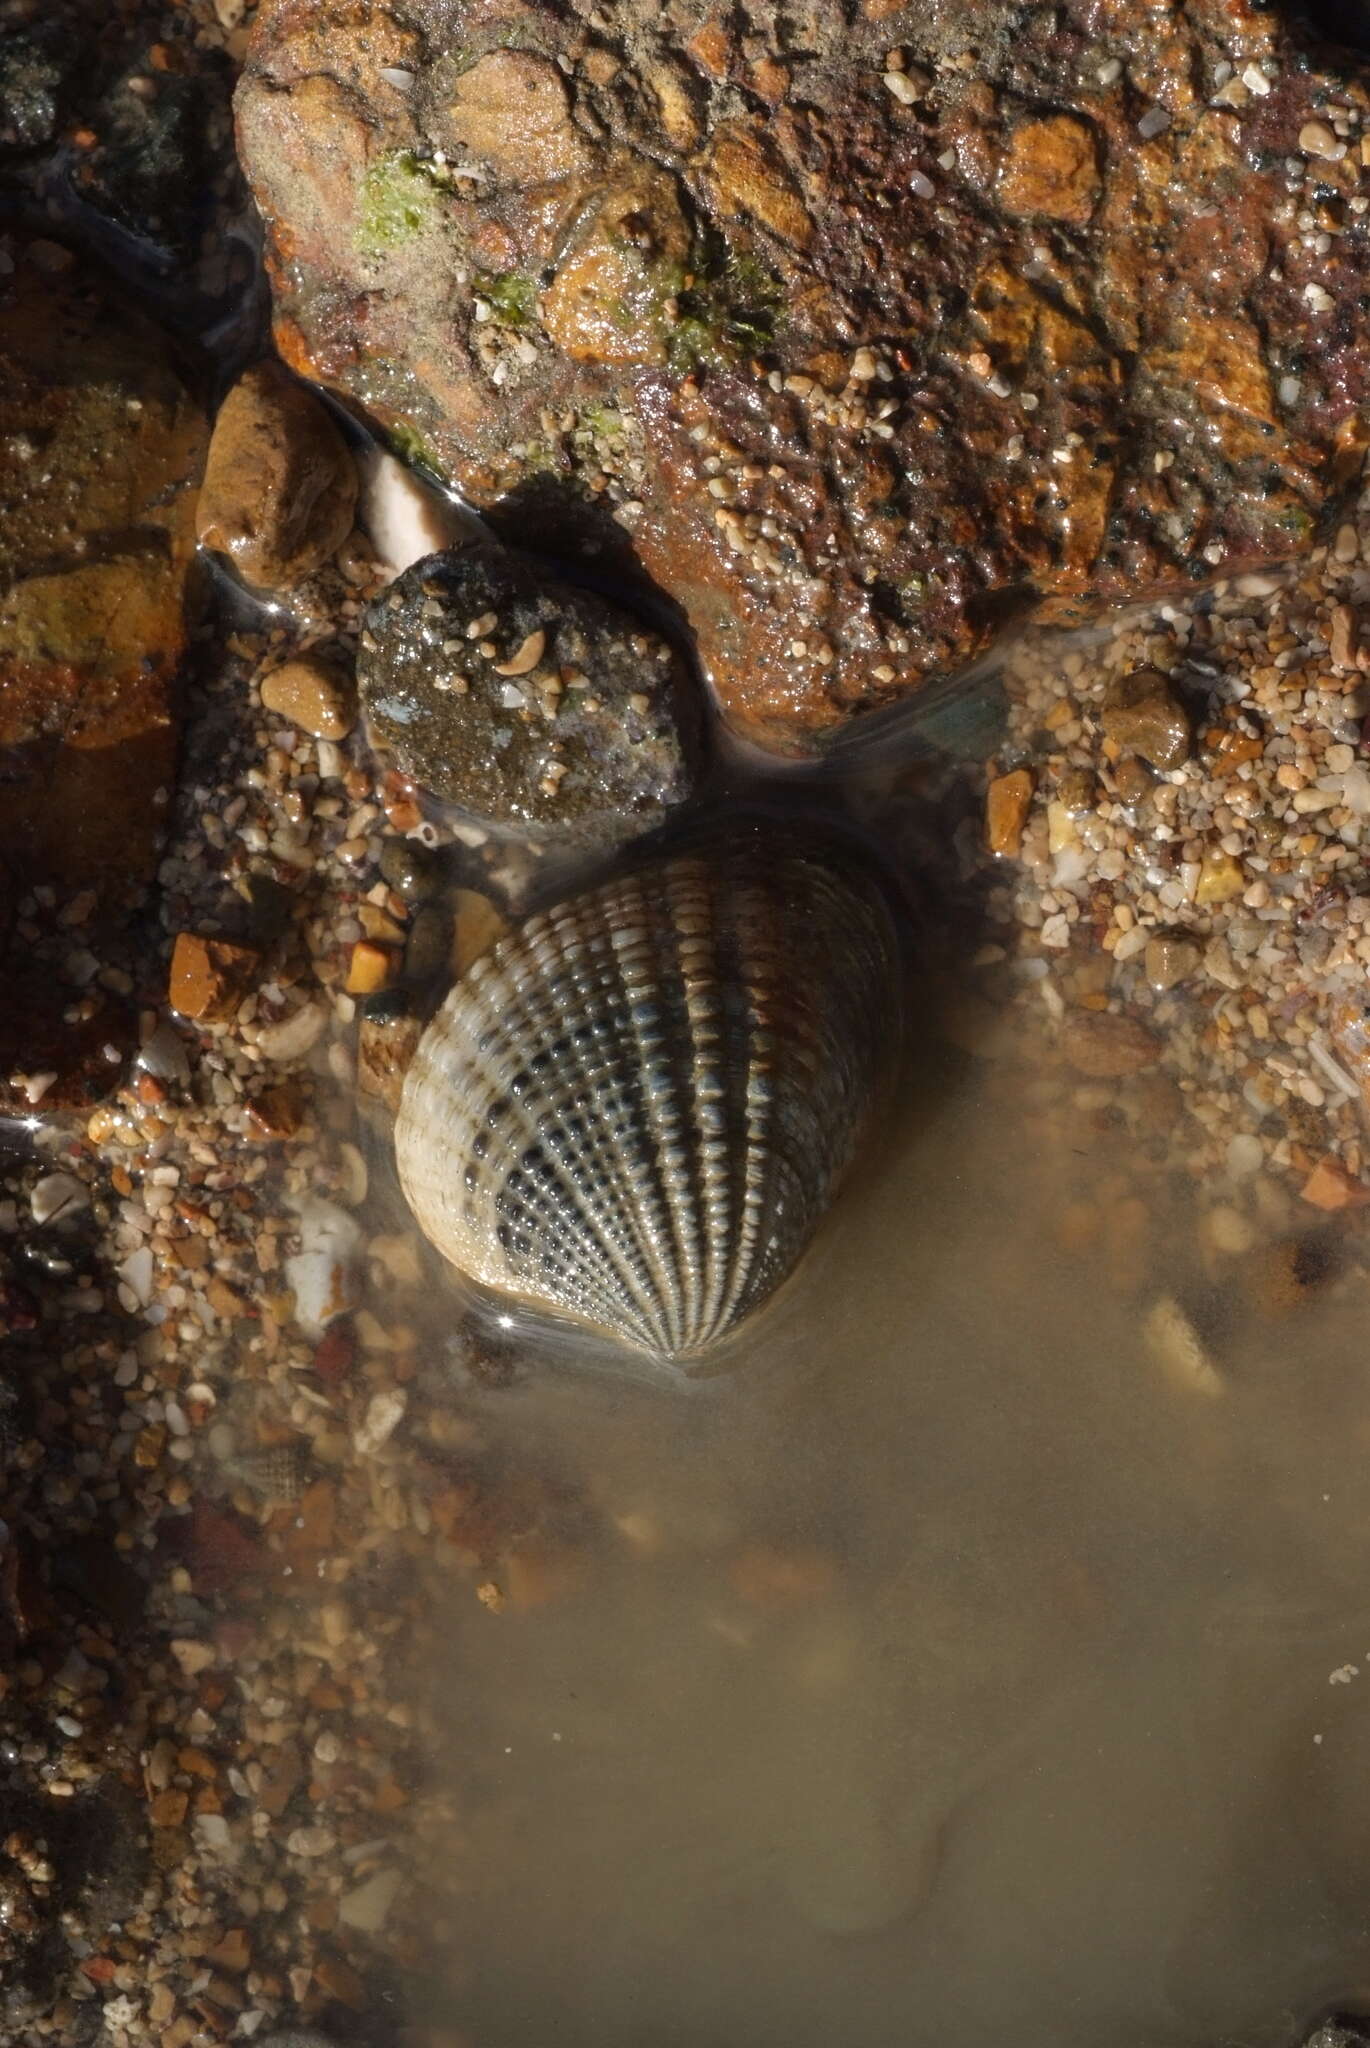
[365,1017,1370,2048]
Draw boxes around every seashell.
[394,829,900,1362]
[221,1441,312,1503]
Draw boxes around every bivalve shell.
[395,830,900,1362]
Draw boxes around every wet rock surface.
[239,0,1370,753]
[358,541,700,849]
[0,0,240,274]
[197,360,359,592]
[0,245,206,894]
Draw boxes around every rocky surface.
[0,0,242,275]
[0,246,206,895]
[197,360,358,591]
[239,0,1370,753]
[0,243,206,1115]
[358,541,700,848]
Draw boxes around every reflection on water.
[362,1019,1370,2048]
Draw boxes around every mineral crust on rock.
[239,0,1370,753]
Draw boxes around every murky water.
[358,1003,1370,2048]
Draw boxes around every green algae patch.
[357,151,444,255]
[473,271,539,330]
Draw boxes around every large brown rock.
[239,0,1370,754]
[0,247,206,890]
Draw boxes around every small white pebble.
[30,1173,88,1226]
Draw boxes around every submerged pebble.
[259,654,357,740]
[1101,667,1192,771]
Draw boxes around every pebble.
[1100,668,1191,771]
[355,1389,407,1456]
[169,932,261,1024]
[260,656,357,740]
[338,1866,403,1934]
[196,360,358,590]
[255,1003,328,1061]
[29,1173,88,1225]
[1060,1009,1161,1078]
[170,1639,215,1678]
[1299,119,1341,158]
[452,887,510,977]
[378,835,440,902]
[1226,1133,1264,1179]
[1205,1205,1255,1255]
[1144,933,1201,992]
[354,442,482,579]
[985,768,1034,857]
[285,1197,361,1334]
[1143,1296,1224,1399]
[1195,852,1245,905]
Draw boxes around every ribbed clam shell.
[395,833,899,1362]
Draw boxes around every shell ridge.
[707,863,787,1339]
[405,949,661,1346]
[510,903,675,1344]
[647,857,722,1350]
[664,857,735,1345]
[606,869,701,1353]
[465,910,666,1346]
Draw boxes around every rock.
[377,835,439,902]
[358,543,700,850]
[196,361,358,591]
[1112,756,1153,806]
[239,0,1370,754]
[0,248,206,891]
[77,64,216,267]
[1100,669,1191,771]
[1142,1296,1224,1399]
[255,1001,328,1062]
[1060,1009,1161,1079]
[259,655,356,739]
[1300,1156,1370,1210]
[344,939,397,995]
[1143,933,1201,992]
[168,933,260,1024]
[0,17,74,154]
[401,902,452,986]
[245,1082,305,1140]
[985,768,1033,857]
[1195,851,1246,906]
[452,887,509,977]
[285,1198,361,1335]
